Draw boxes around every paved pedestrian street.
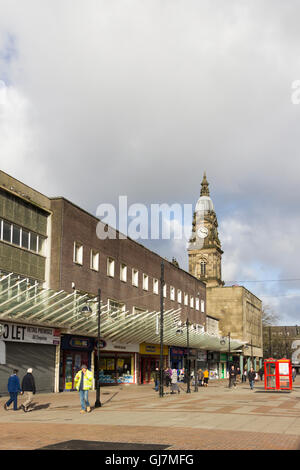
[1,378,300,450]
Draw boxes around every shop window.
[132,268,139,287]
[107,257,115,277]
[90,249,99,271]
[153,278,159,295]
[142,273,149,291]
[74,242,83,265]
[120,263,127,282]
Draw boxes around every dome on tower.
[195,195,214,213]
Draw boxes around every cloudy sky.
[1,0,300,324]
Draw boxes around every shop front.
[139,343,169,384]
[207,351,220,379]
[60,335,94,391]
[0,321,61,395]
[96,339,139,385]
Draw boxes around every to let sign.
[0,322,60,345]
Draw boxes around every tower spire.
[200,171,210,197]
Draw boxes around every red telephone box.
[264,358,292,391]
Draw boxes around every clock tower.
[188,173,224,288]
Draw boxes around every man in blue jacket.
[4,369,22,411]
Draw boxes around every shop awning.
[0,272,245,351]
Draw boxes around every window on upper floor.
[177,289,182,304]
[107,257,115,277]
[190,296,194,308]
[132,268,139,287]
[153,278,159,295]
[201,299,205,313]
[120,263,127,282]
[170,286,175,301]
[143,273,149,291]
[90,249,99,271]
[73,242,83,265]
[184,293,189,306]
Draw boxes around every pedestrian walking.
[292,367,297,383]
[203,369,209,387]
[248,367,256,390]
[228,365,237,388]
[170,369,180,394]
[21,368,36,412]
[4,369,22,411]
[242,368,247,383]
[236,367,241,384]
[74,364,93,414]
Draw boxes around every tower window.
[200,261,206,276]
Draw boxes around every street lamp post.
[159,261,164,398]
[186,319,191,393]
[95,288,102,408]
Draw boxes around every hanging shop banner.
[0,322,60,345]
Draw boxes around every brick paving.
[0,377,300,450]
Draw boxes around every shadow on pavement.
[39,440,171,450]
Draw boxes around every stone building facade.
[188,173,263,370]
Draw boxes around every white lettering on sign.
[0,322,60,345]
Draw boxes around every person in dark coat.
[248,367,256,390]
[21,368,36,412]
[228,365,237,388]
[4,370,22,411]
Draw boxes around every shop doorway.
[140,357,160,384]
[62,351,89,391]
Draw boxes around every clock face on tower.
[197,226,208,239]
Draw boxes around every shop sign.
[0,322,60,345]
[197,350,207,361]
[97,339,139,353]
[139,343,169,356]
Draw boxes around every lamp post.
[186,319,191,393]
[95,288,102,408]
[159,261,164,398]
[81,296,101,408]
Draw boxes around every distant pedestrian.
[203,369,209,387]
[21,368,36,412]
[292,368,297,383]
[242,369,247,383]
[171,369,180,394]
[198,369,204,386]
[229,365,237,388]
[4,369,22,411]
[154,368,159,392]
[164,368,172,388]
[248,367,256,390]
[236,367,241,383]
[74,364,93,414]
[259,368,264,381]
